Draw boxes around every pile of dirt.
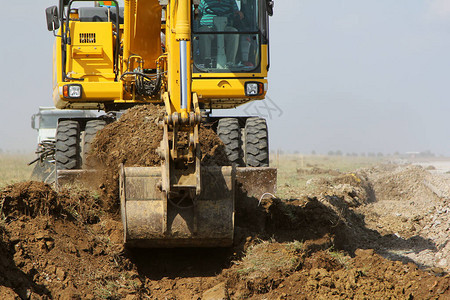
[293,163,450,274]
[197,124,230,166]
[361,164,431,202]
[234,187,372,255]
[1,181,59,219]
[255,164,450,276]
[356,164,450,273]
[84,105,165,210]
[0,181,128,299]
[303,172,375,208]
[224,243,450,299]
[86,104,229,210]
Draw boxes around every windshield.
[193,0,260,73]
[195,0,259,32]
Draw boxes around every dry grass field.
[0,153,35,188]
[0,153,385,192]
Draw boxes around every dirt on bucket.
[85,104,229,211]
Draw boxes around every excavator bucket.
[119,165,277,248]
[120,165,236,247]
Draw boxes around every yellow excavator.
[45,0,275,247]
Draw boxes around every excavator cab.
[191,0,273,109]
[193,0,262,72]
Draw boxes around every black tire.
[217,118,244,166]
[55,120,81,170]
[82,119,106,166]
[244,117,269,167]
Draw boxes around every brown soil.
[1,182,59,219]
[1,162,450,299]
[225,241,449,299]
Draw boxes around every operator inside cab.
[193,0,260,72]
[96,1,116,7]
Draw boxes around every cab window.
[193,0,260,73]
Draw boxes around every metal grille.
[79,33,96,43]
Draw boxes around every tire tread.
[55,120,81,170]
[244,117,269,167]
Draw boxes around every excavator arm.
[120,0,236,247]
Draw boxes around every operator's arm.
[198,1,205,15]
[231,1,244,20]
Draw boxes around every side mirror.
[31,114,37,130]
[45,6,60,31]
[266,0,274,17]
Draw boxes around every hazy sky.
[1,1,450,155]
